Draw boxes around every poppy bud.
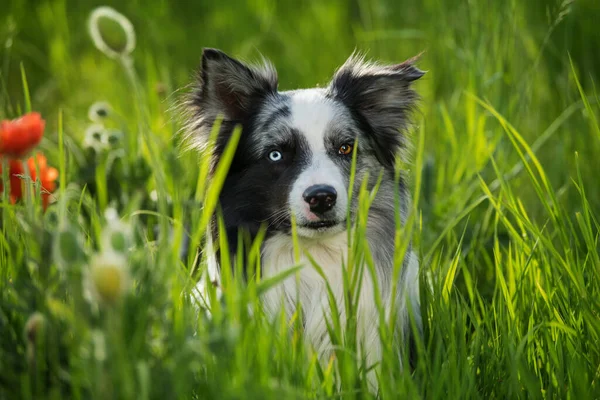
[88,101,113,122]
[87,250,130,305]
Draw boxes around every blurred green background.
[3,0,599,123]
[2,0,600,293]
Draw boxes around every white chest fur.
[192,229,420,393]
[260,232,384,366]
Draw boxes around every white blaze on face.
[287,89,348,235]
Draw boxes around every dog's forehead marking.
[288,89,337,152]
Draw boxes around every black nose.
[303,185,337,214]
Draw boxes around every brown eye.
[338,143,353,155]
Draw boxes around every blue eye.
[268,150,282,162]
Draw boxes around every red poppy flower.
[0,112,45,157]
[0,153,58,210]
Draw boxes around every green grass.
[1,0,600,398]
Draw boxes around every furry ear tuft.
[185,48,278,156]
[327,51,426,168]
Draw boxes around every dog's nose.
[303,185,337,214]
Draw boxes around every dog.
[185,48,425,390]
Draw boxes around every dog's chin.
[295,220,346,239]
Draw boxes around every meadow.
[1,0,600,398]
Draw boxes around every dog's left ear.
[185,48,278,157]
[327,52,425,168]
[196,48,278,121]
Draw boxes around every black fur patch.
[259,105,291,131]
[188,48,279,172]
[212,125,312,268]
[326,53,425,169]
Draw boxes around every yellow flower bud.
[87,251,130,305]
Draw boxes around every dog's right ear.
[327,52,425,168]
[186,48,278,152]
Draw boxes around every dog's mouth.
[276,216,347,235]
[302,220,344,230]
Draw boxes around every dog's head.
[186,48,424,239]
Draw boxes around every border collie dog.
[186,48,424,386]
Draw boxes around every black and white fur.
[185,48,425,389]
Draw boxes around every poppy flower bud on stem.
[56,229,85,265]
[24,312,46,370]
[85,250,131,306]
